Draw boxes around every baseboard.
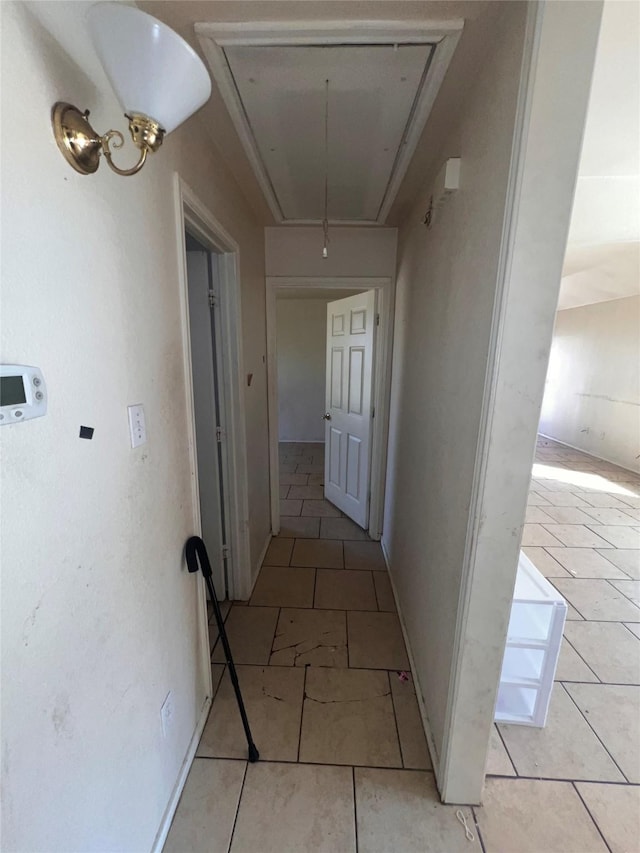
[538,432,639,476]
[151,694,212,853]
[380,538,440,782]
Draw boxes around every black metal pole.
[185,536,259,763]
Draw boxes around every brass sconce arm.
[101,129,148,177]
[52,102,163,177]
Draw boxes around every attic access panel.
[222,44,436,223]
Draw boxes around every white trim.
[172,178,216,736]
[196,19,464,45]
[151,696,212,853]
[266,276,394,538]
[537,432,639,476]
[196,21,462,225]
[380,538,440,780]
[377,29,461,223]
[173,174,252,601]
[438,3,544,804]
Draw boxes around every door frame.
[266,275,394,538]
[174,174,252,615]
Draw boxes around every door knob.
[322,413,332,421]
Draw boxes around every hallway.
[3,1,632,848]
[164,439,639,852]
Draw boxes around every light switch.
[127,404,146,448]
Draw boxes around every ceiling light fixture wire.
[322,78,329,259]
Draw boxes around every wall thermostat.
[0,365,47,425]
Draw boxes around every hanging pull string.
[322,78,330,258]
[455,810,475,843]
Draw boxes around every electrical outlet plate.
[160,691,174,738]
[127,404,146,448]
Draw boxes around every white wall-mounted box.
[495,551,567,727]
[433,157,461,209]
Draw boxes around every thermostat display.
[0,366,47,424]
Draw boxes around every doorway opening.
[174,176,252,609]
[185,231,229,599]
[266,276,394,540]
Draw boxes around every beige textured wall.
[0,2,269,849]
[277,299,329,442]
[541,296,640,472]
[383,0,603,803]
[383,0,528,769]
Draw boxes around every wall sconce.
[52,3,211,176]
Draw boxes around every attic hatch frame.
[196,20,464,225]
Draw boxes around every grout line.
[538,546,572,576]
[372,570,380,612]
[297,666,307,763]
[470,806,487,853]
[545,577,588,620]
[621,622,640,640]
[595,547,639,579]
[603,576,640,609]
[312,567,318,608]
[210,663,226,704]
[559,634,602,683]
[227,759,249,853]
[221,664,400,675]
[342,609,349,663]
[571,781,614,853]
[583,526,630,550]
[250,602,387,613]
[565,616,639,624]
[197,754,435,773]
[494,723,518,776]
[485,770,633,784]
[231,661,417,674]
[267,608,281,663]
[352,766,359,853]
[560,683,630,783]
[557,678,640,687]
[387,670,404,768]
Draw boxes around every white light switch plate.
[127,404,146,448]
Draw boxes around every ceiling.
[140,1,493,224]
[559,0,640,311]
[139,1,638,312]
[212,43,435,223]
[195,18,462,225]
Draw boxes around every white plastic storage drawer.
[495,551,567,727]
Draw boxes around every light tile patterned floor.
[165,438,640,852]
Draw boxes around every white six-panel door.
[324,291,376,528]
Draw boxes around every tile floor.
[165,438,640,852]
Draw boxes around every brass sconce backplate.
[52,102,102,175]
[52,102,164,177]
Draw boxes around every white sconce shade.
[88,2,211,134]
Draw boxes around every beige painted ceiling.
[140,1,637,311]
[139,1,493,224]
[559,0,640,311]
